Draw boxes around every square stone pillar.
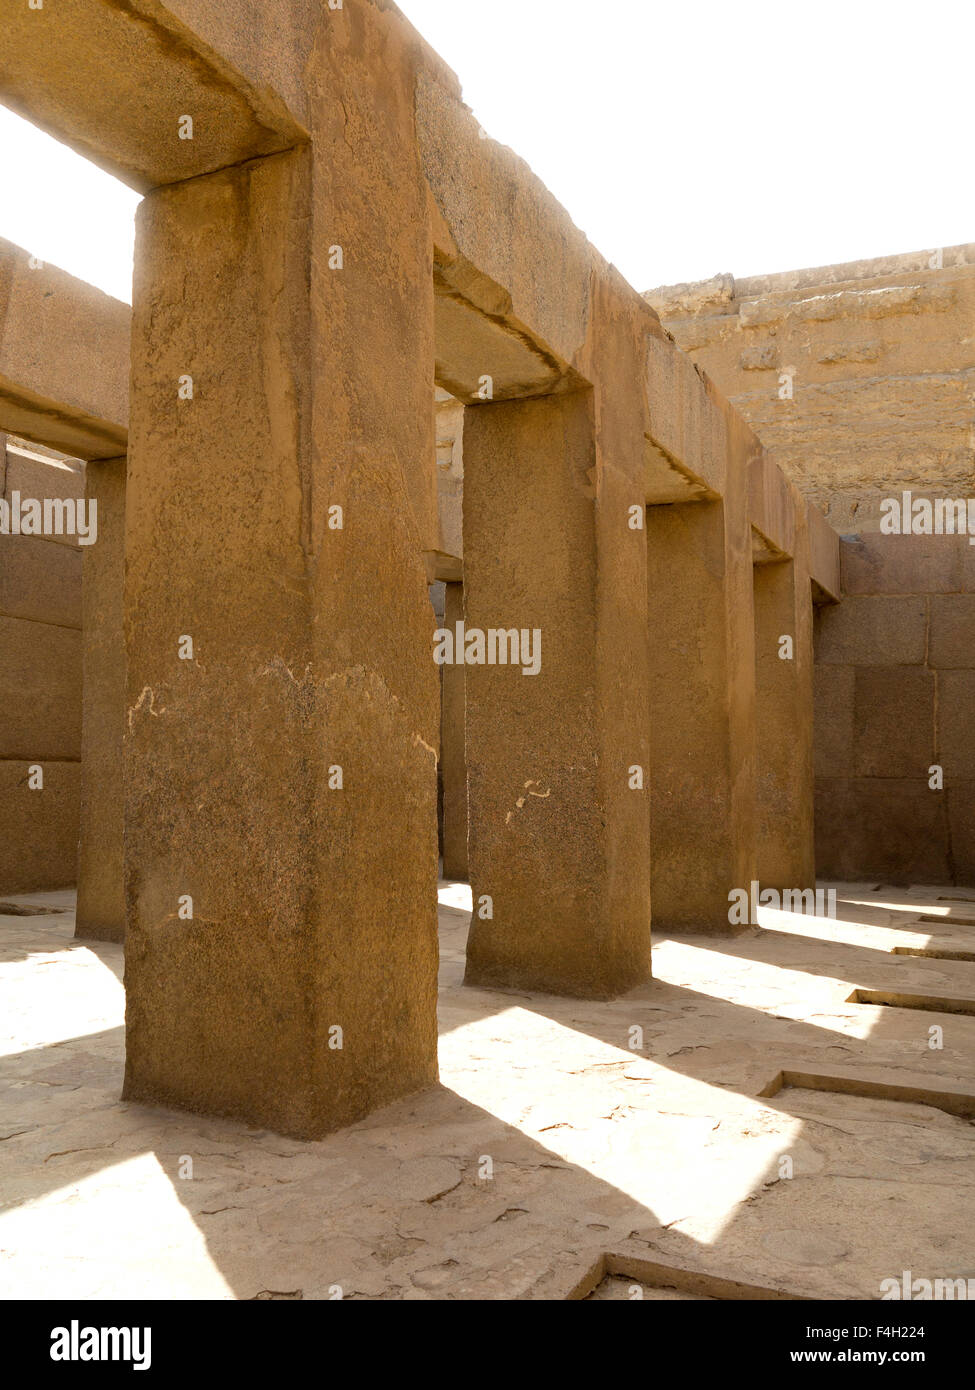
[753,528,816,891]
[122,137,440,1137]
[462,391,651,998]
[76,455,126,943]
[441,581,468,880]
[646,492,757,933]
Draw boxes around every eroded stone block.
[813,664,854,779]
[0,533,82,628]
[0,616,81,760]
[853,666,935,778]
[0,759,79,894]
[929,594,975,668]
[815,595,927,666]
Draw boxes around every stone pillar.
[462,391,651,998]
[76,455,126,942]
[441,580,468,880]
[646,489,757,933]
[122,135,439,1135]
[753,527,816,891]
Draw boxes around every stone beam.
[417,73,593,382]
[0,0,307,192]
[419,63,813,567]
[0,239,129,459]
[807,500,842,602]
[420,80,758,511]
[433,256,572,403]
[749,448,796,563]
[643,328,724,503]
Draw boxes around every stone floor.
[3,881,975,1300]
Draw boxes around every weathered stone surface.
[76,456,126,944]
[0,241,128,459]
[853,667,935,778]
[947,782,975,883]
[440,581,467,881]
[463,390,651,994]
[417,70,593,384]
[3,444,86,548]
[0,439,84,894]
[642,330,729,502]
[749,450,795,559]
[0,0,306,192]
[649,245,975,533]
[120,4,443,1137]
[0,761,79,893]
[813,664,854,780]
[841,533,975,595]
[929,595,975,669]
[0,533,81,628]
[813,532,975,884]
[815,595,927,667]
[806,501,841,601]
[0,616,81,761]
[434,393,464,578]
[753,525,815,891]
[4,0,975,1307]
[647,478,756,932]
[940,671,975,780]
[815,778,951,883]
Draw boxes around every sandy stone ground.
[2,882,975,1300]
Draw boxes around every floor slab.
[2,882,975,1300]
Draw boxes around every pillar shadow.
[5,893,975,1300]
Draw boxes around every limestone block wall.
[647,245,975,533]
[0,436,84,893]
[815,534,975,885]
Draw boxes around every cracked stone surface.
[2,882,975,1299]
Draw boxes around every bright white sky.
[1,0,972,305]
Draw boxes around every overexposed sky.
[1,0,972,304]
[0,103,140,303]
